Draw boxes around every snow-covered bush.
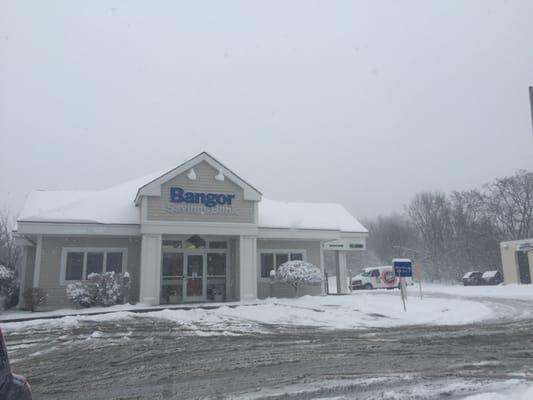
[276,260,323,296]
[22,287,47,312]
[66,281,96,308]
[0,264,19,310]
[66,272,130,307]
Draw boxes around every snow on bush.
[66,272,130,308]
[0,264,19,310]
[66,282,95,308]
[276,260,322,296]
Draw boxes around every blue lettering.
[184,192,194,203]
[169,187,235,208]
[170,187,184,203]
[206,193,217,207]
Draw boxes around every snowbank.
[1,292,495,334]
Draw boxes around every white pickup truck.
[351,266,413,290]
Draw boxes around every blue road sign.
[393,260,412,277]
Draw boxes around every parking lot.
[3,293,533,399]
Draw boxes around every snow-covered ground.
[2,281,532,335]
[423,283,533,299]
[0,291,498,335]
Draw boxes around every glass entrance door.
[184,254,205,301]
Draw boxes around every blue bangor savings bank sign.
[170,187,235,208]
[393,260,413,277]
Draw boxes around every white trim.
[258,227,340,240]
[257,249,307,281]
[33,235,43,288]
[141,221,259,236]
[18,222,140,236]
[59,247,128,286]
[323,237,366,251]
[135,152,262,204]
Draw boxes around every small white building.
[15,152,368,309]
[500,239,533,284]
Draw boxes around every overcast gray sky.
[1,1,533,221]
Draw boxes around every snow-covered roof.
[258,198,367,233]
[482,271,500,278]
[18,171,164,225]
[18,170,367,234]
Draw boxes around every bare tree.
[485,170,533,240]
[364,214,421,265]
[406,192,454,280]
[0,210,21,270]
[448,190,501,273]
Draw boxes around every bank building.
[15,152,368,309]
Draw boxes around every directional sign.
[393,259,413,278]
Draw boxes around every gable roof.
[134,152,262,205]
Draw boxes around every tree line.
[362,170,533,282]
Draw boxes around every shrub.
[66,281,95,308]
[66,272,130,308]
[276,260,323,296]
[0,264,19,310]
[22,287,47,312]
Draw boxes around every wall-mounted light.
[215,170,225,181]
[187,168,197,180]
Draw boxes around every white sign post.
[393,258,413,312]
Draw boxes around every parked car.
[0,328,32,399]
[462,271,483,286]
[351,266,412,290]
[481,270,503,285]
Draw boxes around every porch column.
[319,241,327,295]
[33,235,43,288]
[18,246,28,308]
[336,250,349,294]
[239,235,257,301]
[139,234,162,305]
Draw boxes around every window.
[209,241,228,249]
[259,250,307,278]
[106,252,123,273]
[162,253,184,277]
[207,253,227,301]
[162,240,182,249]
[62,248,127,284]
[86,252,104,278]
[260,253,274,278]
[66,252,84,280]
[290,253,303,261]
[276,253,289,267]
